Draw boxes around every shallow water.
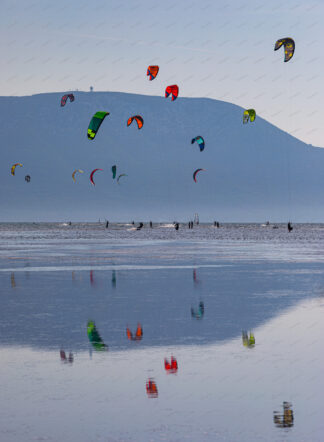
[0,223,323,441]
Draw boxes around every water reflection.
[10,272,16,288]
[273,402,294,428]
[191,301,204,319]
[242,331,255,348]
[126,323,143,341]
[87,321,108,351]
[60,349,74,364]
[146,378,158,398]
[164,355,178,373]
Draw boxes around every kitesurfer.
[150,221,153,228]
[137,222,143,230]
[106,221,109,228]
[174,223,179,231]
[288,222,293,232]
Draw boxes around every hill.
[1,91,323,222]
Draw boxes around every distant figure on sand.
[150,221,153,228]
[137,222,144,230]
[288,222,293,232]
[174,223,179,231]
[106,221,109,228]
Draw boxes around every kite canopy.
[11,163,23,176]
[147,65,159,80]
[112,165,117,179]
[274,38,295,62]
[165,85,179,101]
[193,168,205,183]
[25,175,31,183]
[72,169,84,183]
[243,109,256,124]
[127,115,144,129]
[191,136,205,152]
[87,111,110,140]
[117,173,127,184]
[61,93,75,107]
[90,168,103,186]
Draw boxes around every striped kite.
[72,169,84,183]
[191,136,205,152]
[193,168,205,183]
[127,115,144,130]
[274,38,295,62]
[11,163,23,176]
[243,109,256,124]
[61,94,75,107]
[87,111,110,140]
[165,85,179,101]
[147,65,159,80]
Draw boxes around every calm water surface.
[0,223,323,441]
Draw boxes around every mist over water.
[0,223,323,441]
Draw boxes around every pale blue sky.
[1,0,323,146]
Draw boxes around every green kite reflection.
[87,321,108,351]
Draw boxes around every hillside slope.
[1,91,323,221]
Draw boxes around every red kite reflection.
[146,378,158,398]
[126,323,143,341]
[164,356,178,373]
[60,350,74,364]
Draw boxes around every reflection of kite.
[164,356,178,373]
[11,273,16,288]
[87,321,108,351]
[60,350,74,363]
[127,115,144,129]
[90,168,103,186]
[11,163,23,176]
[273,402,294,428]
[126,323,143,341]
[117,174,127,184]
[274,38,295,62]
[147,65,159,80]
[165,85,179,101]
[191,301,204,319]
[242,331,255,348]
[72,169,84,183]
[87,111,110,140]
[193,168,205,183]
[112,165,117,179]
[243,109,256,124]
[25,175,31,183]
[146,379,158,398]
[61,94,75,107]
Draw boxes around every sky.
[1,0,324,147]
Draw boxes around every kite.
[112,165,117,179]
[274,38,295,62]
[243,109,256,124]
[147,65,159,80]
[127,115,144,130]
[191,301,204,319]
[165,85,179,101]
[25,175,31,183]
[117,173,127,184]
[72,169,84,183]
[87,111,110,140]
[11,163,23,176]
[191,136,205,152]
[193,168,205,183]
[61,94,75,107]
[90,168,103,186]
